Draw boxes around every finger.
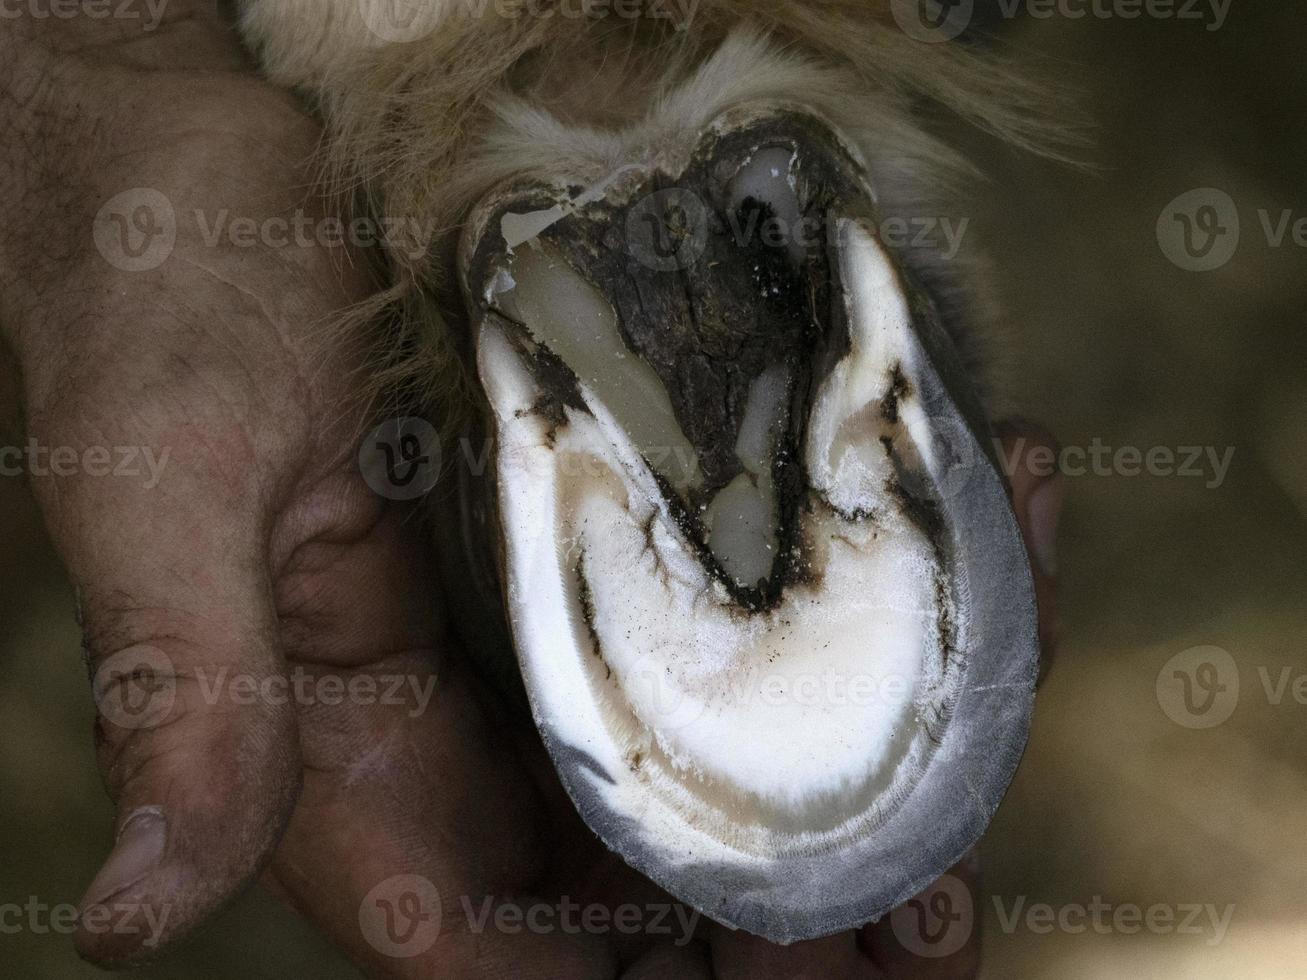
[994,419,1062,679]
[21,416,301,965]
[263,488,618,979]
[859,851,983,979]
[272,654,614,980]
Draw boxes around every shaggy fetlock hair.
[238,0,1077,429]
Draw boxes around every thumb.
[28,416,300,965]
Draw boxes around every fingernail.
[79,807,167,913]
[1025,479,1062,578]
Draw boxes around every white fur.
[237,1,1075,416]
[238,0,467,85]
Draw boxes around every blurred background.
[2,2,1305,977]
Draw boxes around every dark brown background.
[3,3,1305,976]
